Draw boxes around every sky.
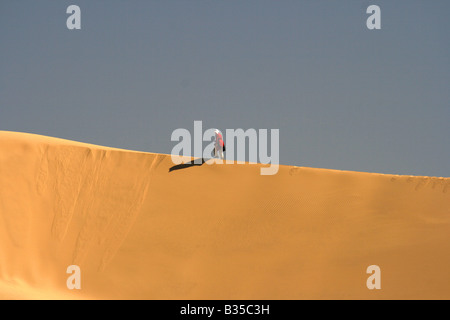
[1,0,449,177]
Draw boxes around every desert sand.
[0,130,449,299]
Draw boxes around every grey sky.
[1,0,449,177]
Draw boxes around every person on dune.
[214,129,225,160]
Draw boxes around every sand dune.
[0,131,449,299]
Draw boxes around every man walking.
[214,129,225,160]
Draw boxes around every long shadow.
[169,158,207,172]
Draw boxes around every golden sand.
[0,131,449,299]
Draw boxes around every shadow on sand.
[169,158,207,172]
